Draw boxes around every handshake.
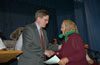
[44,45,62,57]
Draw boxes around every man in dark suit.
[18,9,60,65]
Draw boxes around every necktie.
[40,29,45,49]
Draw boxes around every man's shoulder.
[25,23,36,29]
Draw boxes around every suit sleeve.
[22,26,34,53]
[43,30,59,51]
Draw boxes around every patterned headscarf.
[63,20,78,33]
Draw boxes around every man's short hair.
[35,9,49,19]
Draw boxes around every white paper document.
[44,55,60,64]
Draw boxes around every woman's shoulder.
[69,33,83,41]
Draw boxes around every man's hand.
[44,50,55,57]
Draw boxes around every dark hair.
[35,9,49,19]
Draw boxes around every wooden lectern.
[0,50,22,63]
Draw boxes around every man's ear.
[37,17,39,20]
[37,17,41,21]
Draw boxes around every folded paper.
[44,55,60,64]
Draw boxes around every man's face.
[39,15,49,28]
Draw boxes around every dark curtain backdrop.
[84,0,100,53]
[74,0,100,56]
[0,0,58,42]
[74,0,88,44]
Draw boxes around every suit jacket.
[18,23,58,65]
[56,33,88,65]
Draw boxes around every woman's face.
[61,22,66,35]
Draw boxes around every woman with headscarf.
[56,20,88,65]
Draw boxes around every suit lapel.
[32,23,45,49]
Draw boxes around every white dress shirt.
[15,34,23,50]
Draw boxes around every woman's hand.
[58,57,69,65]
[44,50,55,57]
